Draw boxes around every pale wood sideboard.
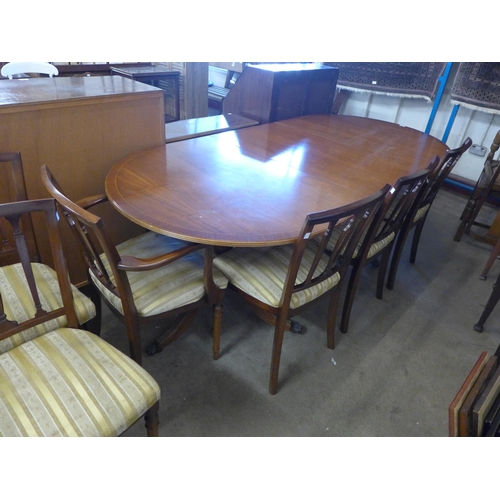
[0,76,166,286]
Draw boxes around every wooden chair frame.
[339,159,438,333]
[41,165,225,366]
[387,139,472,290]
[0,198,159,436]
[215,185,390,394]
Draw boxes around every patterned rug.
[451,63,500,114]
[326,62,447,101]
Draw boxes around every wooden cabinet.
[222,63,339,123]
[0,76,166,286]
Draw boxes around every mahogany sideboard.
[0,76,166,286]
[222,63,339,123]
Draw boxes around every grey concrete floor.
[101,188,500,437]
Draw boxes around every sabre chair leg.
[212,302,223,360]
[145,401,160,437]
[376,248,391,300]
[327,287,342,349]
[480,239,500,280]
[387,229,409,291]
[409,218,426,264]
[340,264,361,334]
[269,313,289,395]
[474,276,500,332]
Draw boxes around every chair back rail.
[0,198,79,341]
[0,152,40,265]
[280,185,391,309]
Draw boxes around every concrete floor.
[101,188,500,437]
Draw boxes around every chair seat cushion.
[0,263,96,354]
[0,327,160,437]
[213,243,340,309]
[91,232,228,317]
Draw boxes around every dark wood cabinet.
[222,63,339,123]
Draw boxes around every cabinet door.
[303,74,337,115]
[272,74,309,122]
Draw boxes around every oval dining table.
[105,114,448,247]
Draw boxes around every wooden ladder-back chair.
[41,165,228,366]
[454,131,500,243]
[213,185,390,395]
[387,138,472,291]
[0,152,97,342]
[338,158,438,334]
[0,198,160,436]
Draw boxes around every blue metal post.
[425,62,453,135]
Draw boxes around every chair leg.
[409,218,426,264]
[340,263,361,334]
[376,248,391,300]
[387,226,410,291]
[474,276,500,332]
[80,282,102,336]
[327,287,341,349]
[212,302,223,360]
[269,312,289,395]
[144,401,160,437]
[480,239,500,280]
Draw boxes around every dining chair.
[387,138,472,291]
[337,158,438,334]
[1,62,59,79]
[41,165,228,366]
[454,130,500,243]
[213,185,390,395]
[0,152,97,353]
[0,197,160,436]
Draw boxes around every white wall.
[336,63,500,184]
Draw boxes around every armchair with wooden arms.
[41,165,228,366]
[0,198,160,436]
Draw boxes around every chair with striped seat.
[337,158,438,334]
[41,165,228,366]
[387,138,472,290]
[213,185,389,395]
[0,152,97,349]
[0,198,160,436]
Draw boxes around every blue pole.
[442,104,460,144]
[425,62,453,135]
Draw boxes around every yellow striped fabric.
[0,263,96,355]
[0,327,160,437]
[213,243,340,309]
[91,232,228,317]
[413,203,430,223]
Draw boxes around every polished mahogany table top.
[106,115,448,247]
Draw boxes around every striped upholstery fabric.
[213,243,340,309]
[324,225,395,260]
[0,327,160,437]
[413,203,430,223]
[0,263,96,355]
[90,232,228,317]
